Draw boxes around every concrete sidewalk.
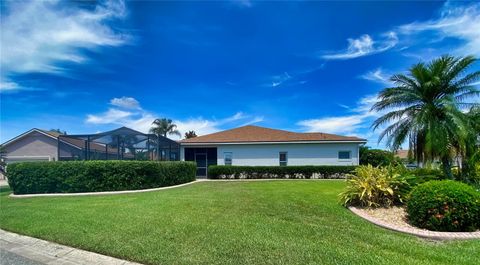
[0,229,142,265]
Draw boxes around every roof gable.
[1,128,59,147]
[180,125,366,144]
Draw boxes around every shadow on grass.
[0,185,11,195]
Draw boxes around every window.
[224,152,232,166]
[279,152,288,166]
[338,151,351,160]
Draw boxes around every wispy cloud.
[232,0,253,8]
[321,2,480,61]
[0,0,130,92]
[398,3,480,56]
[297,94,379,135]
[0,79,22,92]
[85,98,264,139]
[270,72,292,87]
[360,68,393,86]
[322,32,398,60]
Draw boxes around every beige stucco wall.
[4,131,58,162]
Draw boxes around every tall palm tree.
[149,118,181,138]
[371,55,480,178]
[149,118,181,161]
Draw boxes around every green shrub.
[340,165,411,207]
[7,161,196,194]
[359,146,399,167]
[407,180,480,232]
[208,165,356,179]
[410,168,445,180]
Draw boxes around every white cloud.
[398,3,480,56]
[321,3,480,61]
[85,99,264,139]
[297,115,368,134]
[0,79,21,91]
[297,94,380,135]
[360,68,392,85]
[1,0,129,91]
[86,108,133,124]
[110,97,141,109]
[322,32,398,60]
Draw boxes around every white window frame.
[338,150,352,160]
[279,151,288,166]
[224,152,233,166]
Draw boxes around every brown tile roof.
[180,125,366,144]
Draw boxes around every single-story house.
[180,125,366,176]
[1,125,366,177]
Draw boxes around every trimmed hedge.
[407,180,480,232]
[208,165,356,179]
[7,161,196,195]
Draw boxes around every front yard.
[0,181,479,265]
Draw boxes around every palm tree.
[149,118,181,160]
[184,130,197,139]
[149,118,181,138]
[371,55,480,178]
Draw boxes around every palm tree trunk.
[441,155,453,179]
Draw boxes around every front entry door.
[195,153,207,177]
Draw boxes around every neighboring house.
[1,127,179,163]
[2,129,64,163]
[0,129,115,163]
[180,125,366,176]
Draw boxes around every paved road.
[0,249,44,265]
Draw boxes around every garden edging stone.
[349,206,480,240]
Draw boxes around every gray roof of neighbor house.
[180,125,366,144]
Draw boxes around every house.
[180,125,366,176]
[1,129,70,163]
[1,125,366,178]
[1,127,179,163]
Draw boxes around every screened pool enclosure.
[57,127,180,161]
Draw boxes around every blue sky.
[1,0,480,148]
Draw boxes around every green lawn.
[1,181,479,265]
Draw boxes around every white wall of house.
[216,143,359,166]
[3,131,57,163]
[181,142,360,166]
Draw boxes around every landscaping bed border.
[349,206,480,240]
[9,180,198,198]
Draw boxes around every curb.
[9,179,344,198]
[349,207,480,240]
[0,229,143,264]
[9,180,198,198]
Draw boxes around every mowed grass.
[0,181,479,265]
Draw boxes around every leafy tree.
[359,146,399,167]
[149,118,181,138]
[372,55,480,178]
[184,130,197,139]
